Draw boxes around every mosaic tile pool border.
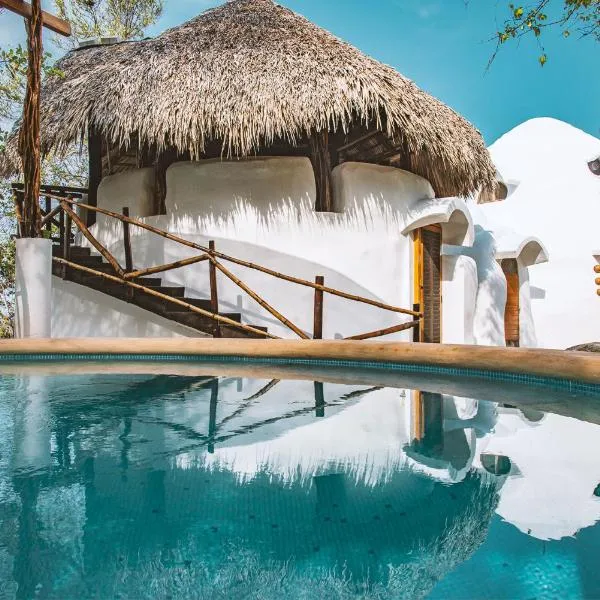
[1,352,600,396]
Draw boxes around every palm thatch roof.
[1,0,497,198]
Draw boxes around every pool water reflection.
[0,373,599,599]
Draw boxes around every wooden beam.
[309,130,334,212]
[0,0,71,36]
[87,127,102,227]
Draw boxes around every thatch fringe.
[1,0,496,198]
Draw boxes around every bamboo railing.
[14,187,423,340]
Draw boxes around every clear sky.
[1,0,598,144]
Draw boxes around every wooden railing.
[13,188,422,340]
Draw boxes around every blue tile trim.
[1,353,600,396]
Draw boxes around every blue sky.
[1,0,598,144]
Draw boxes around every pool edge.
[0,339,599,390]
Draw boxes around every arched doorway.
[414,224,442,343]
[501,258,520,347]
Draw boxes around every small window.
[588,158,600,176]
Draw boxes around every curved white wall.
[97,167,156,225]
[165,157,316,218]
[482,118,600,349]
[65,158,506,345]
[333,162,435,214]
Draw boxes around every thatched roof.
[1,0,497,198]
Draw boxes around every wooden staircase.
[52,245,268,338]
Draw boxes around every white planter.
[14,237,52,338]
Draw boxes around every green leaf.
[539,54,548,66]
[514,6,524,19]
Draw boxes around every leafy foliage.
[54,0,164,48]
[493,0,599,65]
[0,0,162,336]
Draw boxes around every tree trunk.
[18,0,43,238]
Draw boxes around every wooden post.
[314,382,325,418]
[59,203,65,251]
[62,202,72,279]
[313,275,324,339]
[44,195,52,238]
[208,378,219,454]
[309,130,334,212]
[122,207,133,273]
[413,303,421,342]
[13,189,24,238]
[209,240,220,338]
[87,127,102,227]
[17,0,42,238]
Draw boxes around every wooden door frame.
[501,258,520,347]
[413,224,443,343]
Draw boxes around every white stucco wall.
[52,277,207,338]
[333,162,435,213]
[165,157,316,218]
[441,254,477,345]
[61,157,537,346]
[97,167,156,225]
[81,161,448,341]
[481,117,600,349]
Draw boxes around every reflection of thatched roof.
[1,0,496,198]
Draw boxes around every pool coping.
[1,338,599,391]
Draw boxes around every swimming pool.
[1,363,599,599]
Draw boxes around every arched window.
[588,158,600,176]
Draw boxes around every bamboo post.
[314,382,325,418]
[313,275,324,340]
[62,207,72,278]
[122,207,133,273]
[13,189,24,238]
[60,200,125,278]
[44,195,52,237]
[59,202,65,252]
[209,240,220,338]
[413,303,421,343]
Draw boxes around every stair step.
[185,298,213,311]
[220,324,269,339]
[53,245,91,258]
[154,286,185,298]
[73,255,104,266]
[52,256,268,338]
[165,311,242,328]
[128,277,163,287]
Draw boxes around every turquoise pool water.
[0,370,599,599]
